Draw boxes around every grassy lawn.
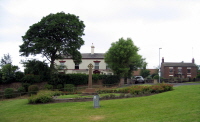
[0,85,200,122]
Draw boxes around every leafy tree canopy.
[19,12,85,73]
[140,62,150,78]
[105,38,144,78]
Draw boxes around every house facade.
[54,44,113,75]
[161,57,197,79]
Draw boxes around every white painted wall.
[55,58,113,75]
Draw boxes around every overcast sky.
[0,0,200,71]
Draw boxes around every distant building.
[133,69,157,76]
[161,57,197,79]
[54,44,113,75]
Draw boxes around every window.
[75,63,79,69]
[187,67,191,74]
[95,62,99,70]
[178,67,182,74]
[169,67,173,73]
[59,61,65,69]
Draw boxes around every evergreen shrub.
[45,84,53,90]
[17,87,26,95]
[64,84,75,92]
[28,85,39,95]
[4,88,14,98]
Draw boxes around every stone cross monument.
[88,63,93,88]
[82,63,96,95]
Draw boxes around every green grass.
[0,85,200,122]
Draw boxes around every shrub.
[28,85,39,95]
[22,83,31,92]
[64,84,75,92]
[28,90,62,104]
[57,84,63,90]
[21,74,41,84]
[17,87,26,95]
[4,88,14,98]
[45,84,53,90]
[153,75,159,79]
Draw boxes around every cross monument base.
[82,88,97,95]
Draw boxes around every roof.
[62,53,105,59]
[162,62,196,67]
[81,53,105,59]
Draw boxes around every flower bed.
[97,83,173,95]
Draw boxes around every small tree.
[140,62,150,78]
[105,38,144,82]
[0,53,12,67]
[22,59,50,81]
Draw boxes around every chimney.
[91,43,95,54]
[192,58,195,63]
[162,57,164,63]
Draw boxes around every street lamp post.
[159,48,162,83]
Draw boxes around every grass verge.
[0,85,199,122]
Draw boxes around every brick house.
[161,57,197,79]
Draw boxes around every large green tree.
[19,12,85,73]
[105,38,144,79]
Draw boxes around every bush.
[21,74,41,84]
[17,87,26,95]
[22,83,31,92]
[153,75,159,79]
[102,75,120,85]
[45,84,53,90]
[57,84,63,90]
[4,88,14,98]
[28,85,39,95]
[28,90,62,104]
[64,84,75,92]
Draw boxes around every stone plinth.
[82,88,97,95]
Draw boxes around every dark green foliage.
[22,83,31,92]
[17,86,26,93]
[140,62,150,78]
[15,71,24,82]
[44,84,53,90]
[4,88,14,98]
[196,74,200,78]
[22,59,50,81]
[153,75,159,79]
[48,74,120,86]
[1,64,19,83]
[21,74,41,84]
[64,84,75,92]
[57,84,63,89]
[102,75,120,85]
[19,12,85,73]
[28,85,39,95]
[49,74,88,86]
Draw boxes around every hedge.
[48,74,120,86]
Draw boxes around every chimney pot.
[91,43,95,54]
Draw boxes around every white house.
[55,44,113,75]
